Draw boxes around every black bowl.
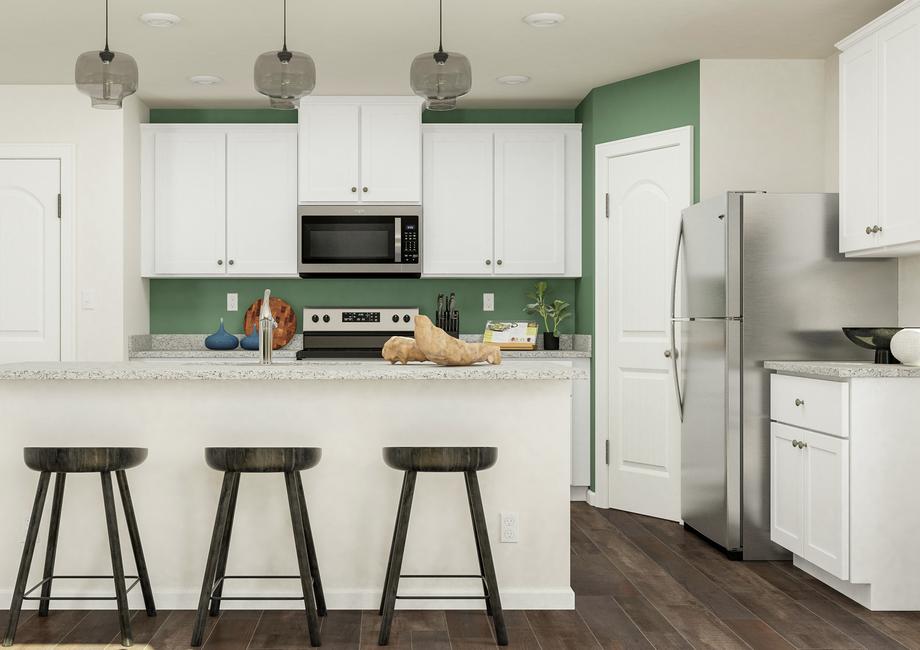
[842,327,904,364]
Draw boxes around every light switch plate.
[81,289,96,311]
[483,293,495,312]
[227,293,238,312]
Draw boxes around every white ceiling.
[0,0,900,109]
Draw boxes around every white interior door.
[598,127,692,520]
[0,159,61,362]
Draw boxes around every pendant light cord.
[104,0,110,51]
[438,0,444,53]
[282,0,288,51]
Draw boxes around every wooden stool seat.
[205,447,321,473]
[382,446,498,473]
[24,447,148,473]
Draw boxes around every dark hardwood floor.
[3,502,919,649]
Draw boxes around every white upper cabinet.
[226,129,298,276]
[494,131,566,275]
[151,130,227,275]
[422,129,494,275]
[142,124,298,277]
[422,124,581,278]
[298,97,421,204]
[838,0,920,256]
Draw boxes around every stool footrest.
[396,595,488,600]
[393,573,490,601]
[209,575,317,602]
[21,575,140,601]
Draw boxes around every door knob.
[664,350,672,358]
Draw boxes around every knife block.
[435,312,459,339]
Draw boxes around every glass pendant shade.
[75,49,138,109]
[254,49,316,109]
[410,50,471,110]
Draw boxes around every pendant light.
[254,0,316,109]
[410,0,471,110]
[74,0,138,109]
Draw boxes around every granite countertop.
[0,361,588,382]
[764,361,920,378]
[129,334,592,360]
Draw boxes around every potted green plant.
[524,282,573,350]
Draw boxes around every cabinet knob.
[497,259,503,266]
[866,226,873,235]
[485,259,492,266]
[351,187,357,193]
[217,259,223,266]
[872,225,882,234]
[792,439,799,448]
[362,187,368,193]
[794,398,805,407]
[664,350,672,358]
[800,441,808,448]
[228,259,234,266]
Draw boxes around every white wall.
[700,59,828,197]
[0,85,147,361]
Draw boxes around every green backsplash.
[149,278,576,335]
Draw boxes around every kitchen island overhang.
[0,361,581,610]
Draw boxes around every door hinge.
[57,194,62,219]
[605,439,610,465]
[605,193,610,219]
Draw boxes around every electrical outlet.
[500,511,519,543]
[483,293,495,312]
[227,293,239,312]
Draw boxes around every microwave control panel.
[401,219,419,264]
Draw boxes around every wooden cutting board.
[243,297,297,350]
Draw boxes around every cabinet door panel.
[804,430,849,580]
[298,103,360,202]
[878,10,920,247]
[227,128,297,276]
[839,38,880,253]
[770,423,805,556]
[361,103,421,203]
[154,131,227,275]
[422,130,494,275]
[494,131,566,274]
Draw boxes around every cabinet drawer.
[770,374,848,437]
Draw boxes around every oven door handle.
[394,217,402,263]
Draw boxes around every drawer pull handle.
[794,398,805,407]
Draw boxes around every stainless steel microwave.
[297,205,421,278]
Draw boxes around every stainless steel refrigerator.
[672,192,897,560]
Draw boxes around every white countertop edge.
[129,349,592,360]
[0,362,588,382]
[764,360,920,378]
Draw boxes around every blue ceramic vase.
[205,318,239,350]
[240,324,260,351]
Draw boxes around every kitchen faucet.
[258,289,277,365]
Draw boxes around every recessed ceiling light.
[140,12,181,27]
[497,75,531,86]
[523,12,565,27]
[189,75,223,86]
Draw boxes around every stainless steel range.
[296,307,419,359]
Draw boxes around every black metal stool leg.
[378,471,413,615]
[463,473,493,617]
[378,470,417,646]
[464,471,507,646]
[191,471,237,647]
[294,471,327,617]
[116,470,157,617]
[38,472,66,617]
[3,471,50,647]
[284,472,321,647]
[101,471,133,648]
[208,471,240,617]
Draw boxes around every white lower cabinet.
[770,422,806,555]
[142,124,298,277]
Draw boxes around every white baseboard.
[1,588,575,611]
[585,489,606,508]
[570,486,588,501]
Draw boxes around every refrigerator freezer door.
[679,317,742,553]
[678,193,743,319]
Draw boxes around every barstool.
[191,447,326,648]
[3,447,156,648]
[378,446,507,646]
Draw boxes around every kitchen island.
[0,361,583,611]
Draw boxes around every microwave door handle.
[670,219,684,421]
[394,217,402,263]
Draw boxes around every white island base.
[0,362,579,611]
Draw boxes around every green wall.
[147,107,577,335]
[574,61,701,489]
[150,278,574,335]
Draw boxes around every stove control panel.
[303,307,419,333]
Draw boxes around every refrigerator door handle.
[670,219,684,422]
